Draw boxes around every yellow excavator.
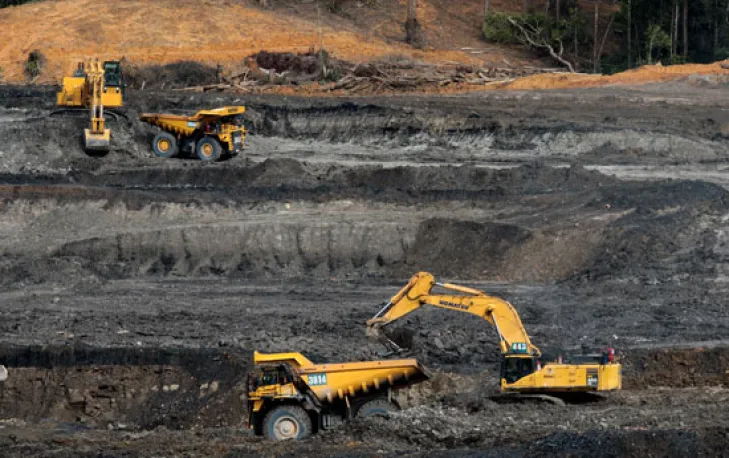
[367,272,621,399]
[55,59,125,152]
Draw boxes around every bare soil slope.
[0,0,535,83]
[2,0,726,95]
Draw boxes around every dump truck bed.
[139,106,245,136]
[253,351,430,404]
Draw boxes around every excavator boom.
[367,272,540,356]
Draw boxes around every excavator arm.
[55,59,125,152]
[85,60,110,151]
[367,272,540,357]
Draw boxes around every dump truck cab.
[247,351,430,441]
[247,363,299,400]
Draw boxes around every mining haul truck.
[247,351,430,441]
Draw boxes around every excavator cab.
[103,61,125,94]
[501,355,537,384]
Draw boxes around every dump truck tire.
[152,132,178,158]
[355,399,398,419]
[196,137,222,162]
[263,405,312,441]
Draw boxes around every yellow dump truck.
[247,351,430,441]
[139,106,246,161]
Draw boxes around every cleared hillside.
[0,0,726,92]
[0,0,535,83]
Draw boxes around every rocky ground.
[0,80,729,456]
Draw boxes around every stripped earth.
[0,79,729,456]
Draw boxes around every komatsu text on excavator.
[55,59,125,152]
[367,272,621,397]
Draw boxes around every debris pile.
[169,51,565,94]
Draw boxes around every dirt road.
[0,81,729,456]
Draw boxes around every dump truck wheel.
[263,405,312,441]
[196,137,222,162]
[152,132,178,158]
[355,399,398,419]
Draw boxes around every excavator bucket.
[382,327,415,350]
[84,128,111,151]
[367,323,414,354]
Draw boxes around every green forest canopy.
[484,0,729,72]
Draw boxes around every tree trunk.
[713,0,719,60]
[683,0,688,57]
[627,0,632,67]
[647,33,654,64]
[673,0,679,58]
[593,2,599,73]
[317,3,327,78]
[556,0,560,21]
[597,14,615,71]
[405,0,424,48]
[634,22,641,65]
[407,0,416,20]
[670,1,674,60]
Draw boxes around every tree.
[506,15,576,71]
[683,0,688,57]
[616,0,729,64]
[593,2,599,72]
[627,0,632,67]
[405,0,425,48]
[645,24,671,63]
